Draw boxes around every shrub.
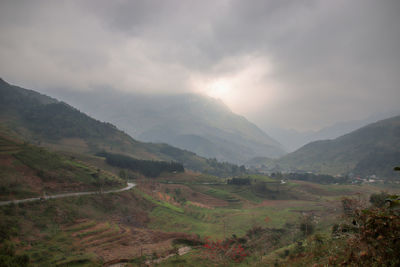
[341,195,400,266]
[202,237,249,263]
[369,191,390,207]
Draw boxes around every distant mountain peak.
[44,88,286,164]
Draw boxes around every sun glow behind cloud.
[206,79,231,99]
[191,55,282,116]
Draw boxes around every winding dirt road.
[0,182,136,206]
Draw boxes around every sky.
[0,0,399,131]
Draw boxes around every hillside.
[0,78,245,176]
[47,89,285,163]
[0,134,125,201]
[261,110,400,152]
[277,115,400,177]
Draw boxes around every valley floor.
[2,171,399,266]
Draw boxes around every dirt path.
[0,182,136,206]
[145,246,192,265]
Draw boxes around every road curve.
[0,182,136,207]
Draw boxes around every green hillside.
[277,115,400,178]
[0,134,125,201]
[0,78,244,176]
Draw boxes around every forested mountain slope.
[0,78,244,176]
[277,115,400,178]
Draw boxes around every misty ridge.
[45,88,286,164]
[2,77,400,180]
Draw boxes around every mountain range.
[0,78,244,176]
[261,110,400,152]
[275,115,400,178]
[2,78,399,179]
[43,89,285,164]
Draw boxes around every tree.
[370,192,390,207]
[299,213,314,237]
[118,169,127,179]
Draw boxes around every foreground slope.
[0,133,125,201]
[277,115,400,177]
[48,90,285,163]
[0,78,242,175]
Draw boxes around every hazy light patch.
[191,55,282,115]
[206,79,231,99]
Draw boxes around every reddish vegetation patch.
[202,237,248,263]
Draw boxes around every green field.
[1,162,399,266]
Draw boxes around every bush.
[299,214,315,237]
[202,237,249,263]
[341,195,400,266]
[369,191,390,207]
[0,241,29,267]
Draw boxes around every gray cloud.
[0,0,399,130]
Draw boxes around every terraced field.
[64,219,188,264]
[0,137,21,154]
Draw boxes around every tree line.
[97,151,184,177]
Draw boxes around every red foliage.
[202,237,248,263]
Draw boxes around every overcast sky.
[0,0,399,131]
